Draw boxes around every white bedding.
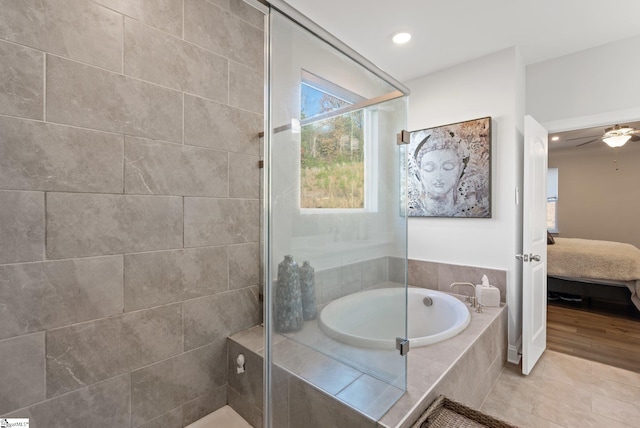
[547,237,640,309]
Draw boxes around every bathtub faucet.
[450,282,482,312]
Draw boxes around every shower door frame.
[263,1,411,426]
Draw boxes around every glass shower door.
[264,5,409,426]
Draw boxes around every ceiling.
[549,121,640,152]
[283,0,640,83]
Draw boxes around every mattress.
[547,237,640,310]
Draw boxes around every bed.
[546,237,640,311]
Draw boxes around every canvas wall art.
[408,117,492,218]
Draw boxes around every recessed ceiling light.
[551,136,560,141]
[392,32,412,44]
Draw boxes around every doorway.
[544,121,640,372]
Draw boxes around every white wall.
[549,145,640,248]
[406,47,526,361]
[527,33,640,245]
[527,34,640,131]
[399,26,640,369]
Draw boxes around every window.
[299,71,369,211]
[547,167,558,232]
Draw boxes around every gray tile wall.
[0,0,264,426]
[315,257,393,305]
[408,258,507,303]
[312,256,504,306]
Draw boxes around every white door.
[521,115,548,375]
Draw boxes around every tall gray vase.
[275,255,303,333]
[300,261,317,320]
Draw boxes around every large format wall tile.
[361,257,390,289]
[228,386,263,428]
[136,407,183,428]
[131,340,227,426]
[46,193,183,259]
[0,116,123,193]
[46,304,182,397]
[125,18,228,103]
[0,41,43,119]
[0,190,44,264]
[229,243,260,289]
[0,256,124,340]
[0,333,45,414]
[229,0,265,29]
[228,340,262,411]
[388,256,406,284]
[183,287,260,351]
[408,259,438,289]
[229,153,260,199]
[5,374,131,428]
[0,0,122,72]
[124,247,228,312]
[205,0,231,12]
[335,374,405,421]
[271,363,290,428]
[288,376,377,428]
[184,198,259,247]
[436,262,507,302]
[273,339,362,396]
[468,352,505,410]
[182,386,227,427]
[229,61,263,114]
[184,94,262,155]
[124,136,228,197]
[0,0,264,423]
[92,0,182,36]
[46,55,182,143]
[184,0,263,71]
[316,263,362,304]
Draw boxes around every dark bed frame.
[547,276,632,303]
[547,276,640,319]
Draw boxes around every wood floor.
[547,301,640,372]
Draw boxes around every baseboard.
[507,337,522,364]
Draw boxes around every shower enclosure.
[264,2,410,425]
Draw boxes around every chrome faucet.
[450,282,482,312]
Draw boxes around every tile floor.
[480,350,640,428]
[186,405,252,428]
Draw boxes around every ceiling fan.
[569,125,640,148]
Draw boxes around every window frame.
[547,167,559,233]
[298,71,378,214]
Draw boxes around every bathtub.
[318,287,471,349]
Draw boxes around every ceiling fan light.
[606,126,633,135]
[602,134,631,148]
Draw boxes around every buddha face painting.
[418,148,462,199]
[408,117,491,218]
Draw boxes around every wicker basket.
[411,395,518,428]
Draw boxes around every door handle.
[516,254,541,262]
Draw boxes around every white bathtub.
[318,287,471,349]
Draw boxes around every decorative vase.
[300,261,317,320]
[275,255,303,332]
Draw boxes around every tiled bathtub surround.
[222,253,506,426]
[0,0,264,426]
[228,302,507,427]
